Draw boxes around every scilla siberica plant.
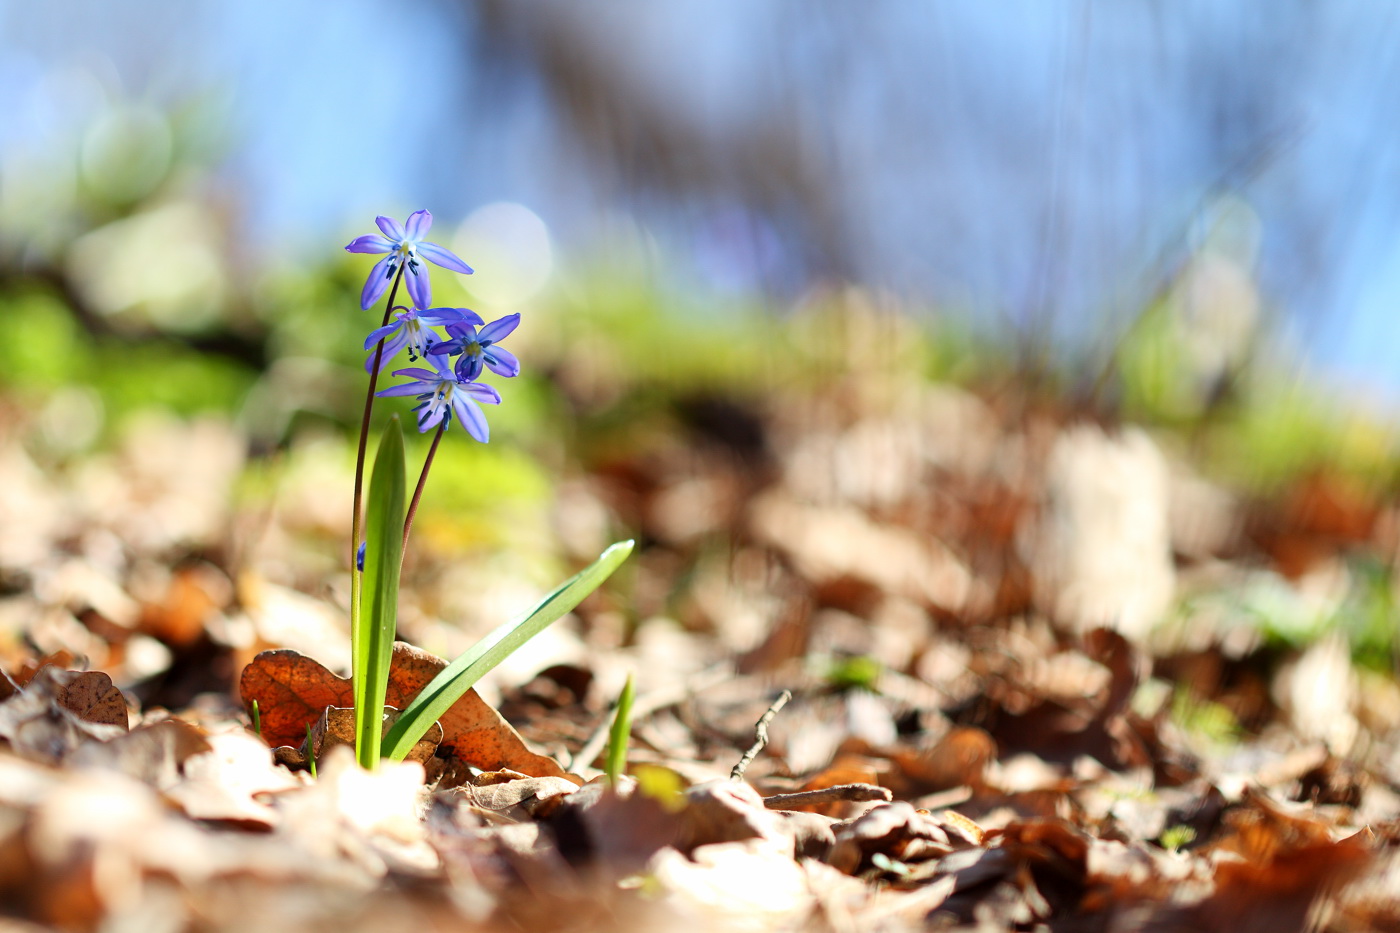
[344,210,632,770]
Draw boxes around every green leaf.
[383,539,635,760]
[605,673,635,786]
[355,417,406,768]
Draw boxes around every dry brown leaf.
[53,671,128,730]
[0,669,128,764]
[461,775,578,818]
[674,780,794,856]
[893,726,997,793]
[238,643,569,779]
[9,651,78,688]
[829,802,968,876]
[546,779,687,871]
[68,719,208,788]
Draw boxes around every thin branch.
[762,783,891,810]
[730,689,792,782]
[402,418,447,555]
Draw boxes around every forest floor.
[1,343,1399,932]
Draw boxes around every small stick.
[762,783,892,809]
[730,689,792,782]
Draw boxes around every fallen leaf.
[0,669,127,764]
[53,671,129,730]
[674,781,794,856]
[238,643,569,779]
[165,729,303,828]
[68,719,209,788]
[650,837,815,930]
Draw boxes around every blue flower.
[362,307,483,372]
[345,211,473,311]
[439,313,521,382]
[376,354,501,442]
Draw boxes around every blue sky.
[4,0,1400,402]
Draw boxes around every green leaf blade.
[356,417,406,768]
[383,538,635,760]
[605,673,635,786]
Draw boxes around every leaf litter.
[4,362,1400,930]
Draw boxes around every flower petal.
[345,234,394,254]
[364,331,409,372]
[375,215,406,241]
[377,381,432,397]
[405,263,432,309]
[418,240,473,275]
[391,367,439,380]
[462,382,502,405]
[451,393,490,442]
[426,354,457,379]
[363,320,403,349]
[484,346,520,378]
[418,307,473,327]
[405,210,433,240]
[479,313,521,344]
[360,255,395,309]
[445,320,478,341]
[455,353,484,382]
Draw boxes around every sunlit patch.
[453,202,552,306]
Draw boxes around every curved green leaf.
[383,539,635,760]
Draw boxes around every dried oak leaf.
[53,671,128,730]
[0,668,128,765]
[239,643,568,778]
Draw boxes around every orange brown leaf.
[238,643,568,779]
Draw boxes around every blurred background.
[3,0,1400,729]
[6,1,1400,391]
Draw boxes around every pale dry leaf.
[649,837,815,931]
[165,729,303,828]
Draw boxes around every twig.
[762,783,892,810]
[730,689,792,782]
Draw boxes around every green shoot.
[250,699,261,737]
[825,654,882,692]
[382,539,636,760]
[1161,824,1196,851]
[605,673,636,787]
[306,724,318,779]
[354,417,406,769]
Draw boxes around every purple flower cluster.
[346,211,520,443]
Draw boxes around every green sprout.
[306,724,318,779]
[825,655,882,692]
[605,673,636,787]
[1160,824,1196,851]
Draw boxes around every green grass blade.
[383,539,635,760]
[605,673,635,786]
[306,724,318,779]
[356,417,405,768]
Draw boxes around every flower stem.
[350,267,405,644]
[403,418,447,555]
